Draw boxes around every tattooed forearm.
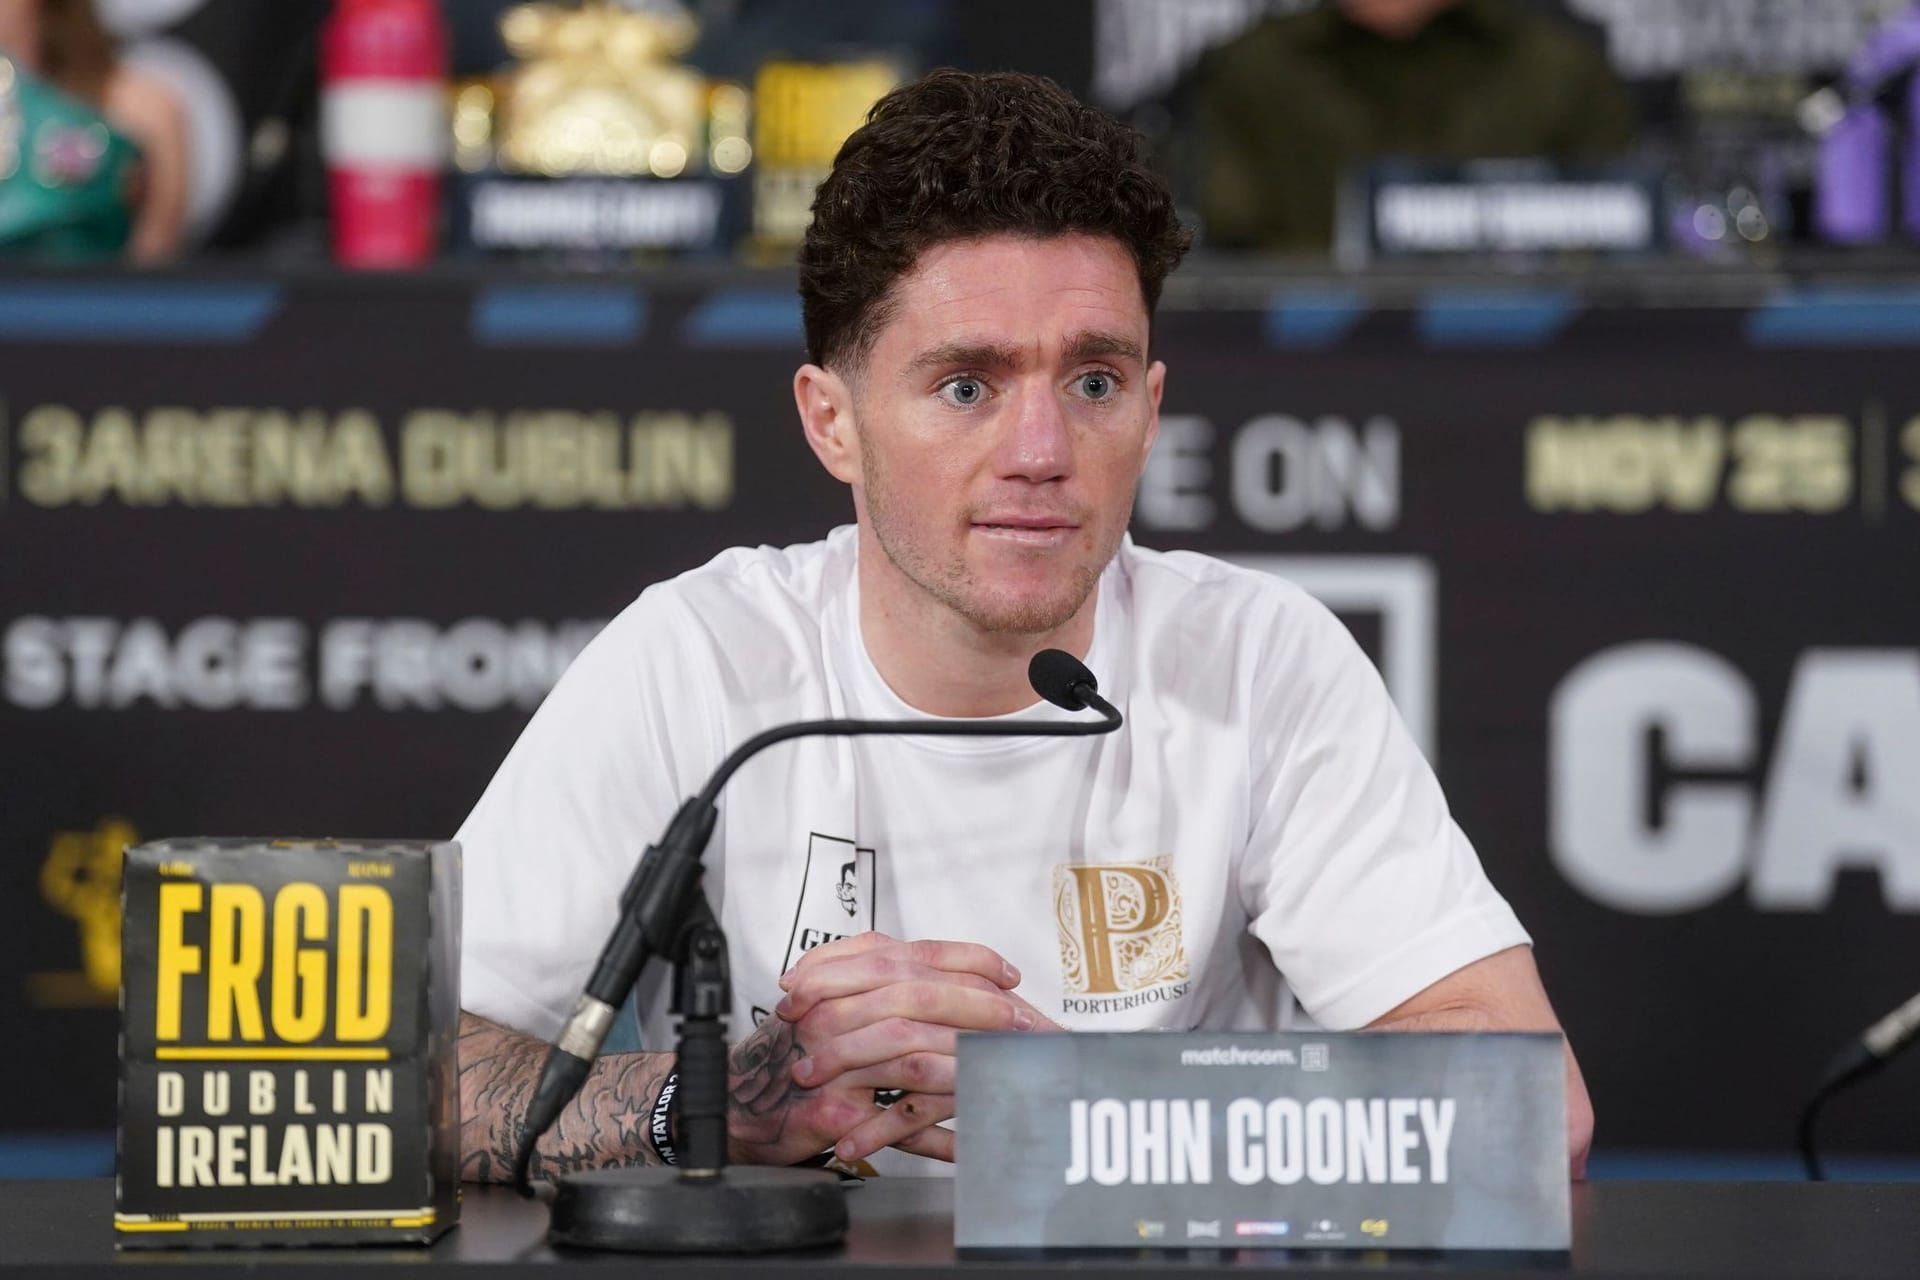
[458,1010,822,1182]
[457,1010,673,1182]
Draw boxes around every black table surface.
[5,1178,1919,1278]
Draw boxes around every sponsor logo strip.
[116,1207,434,1223]
[153,1047,391,1062]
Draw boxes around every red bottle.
[321,0,448,267]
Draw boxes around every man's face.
[820,233,1164,636]
[1338,0,1459,40]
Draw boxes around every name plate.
[955,1031,1568,1252]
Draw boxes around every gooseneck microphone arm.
[510,650,1120,1194]
[1798,988,1920,1180]
[694,700,1119,809]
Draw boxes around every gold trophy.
[447,1,751,254]
[447,0,897,258]
[494,1,710,178]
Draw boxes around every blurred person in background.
[1183,0,1635,254]
[0,0,188,261]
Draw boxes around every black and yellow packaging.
[116,839,461,1248]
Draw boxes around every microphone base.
[547,1165,848,1253]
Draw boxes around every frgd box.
[116,839,460,1248]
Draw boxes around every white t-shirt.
[457,527,1529,1168]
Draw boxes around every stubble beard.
[860,441,1116,637]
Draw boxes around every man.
[456,68,1593,1181]
[1185,0,1635,252]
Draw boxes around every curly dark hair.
[799,68,1192,371]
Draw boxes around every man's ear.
[1139,358,1167,471]
[795,363,861,485]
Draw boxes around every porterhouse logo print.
[1053,857,1190,1002]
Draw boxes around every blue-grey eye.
[1079,372,1115,400]
[946,378,984,405]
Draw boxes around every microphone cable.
[1798,988,1920,1180]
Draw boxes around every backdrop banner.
[2,273,1917,1161]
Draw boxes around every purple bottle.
[1905,73,1920,237]
[1817,104,1892,243]
[1820,1,1920,242]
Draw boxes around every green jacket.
[1183,0,1636,252]
[0,55,142,261]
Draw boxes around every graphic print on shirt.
[782,832,877,972]
[1053,856,1192,1016]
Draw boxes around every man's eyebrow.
[1062,330,1145,366]
[905,331,1145,376]
[905,340,1025,376]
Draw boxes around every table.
[4,1179,1919,1277]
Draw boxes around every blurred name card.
[454,175,727,252]
[1354,163,1660,258]
[955,1031,1568,1252]
[116,839,460,1249]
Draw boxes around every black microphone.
[1797,989,1920,1180]
[1830,990,1920,1086]
[1028,647,1108,712]
[512,647,1121,1190]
